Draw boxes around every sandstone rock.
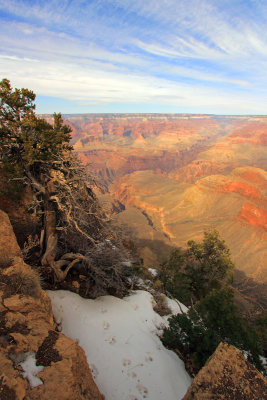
[0,352,27,400]
[0,252,104,398]
[0,209,22,266]
[72,280,80,291]
[29,332,104,400]
[182,342,267,400]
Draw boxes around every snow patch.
[47,289,192,400]
[164,295,188,316]
[259,355,267,370]
[14,351,44,388]
[121,260,132,267]
[148,268,158,277]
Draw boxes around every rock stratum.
[43,114,267,283]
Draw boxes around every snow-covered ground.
[47,290,192,400]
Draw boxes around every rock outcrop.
[0,210,104,400]
[0,209,22,266]
[182,342,267,400]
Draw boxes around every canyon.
[45,114,267,283]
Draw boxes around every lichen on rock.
[182,342,267,400]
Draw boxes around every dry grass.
[0,258,41,299]
[152,292,172,316]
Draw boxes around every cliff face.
[66,115,267,184]
[70,114,225,183]
[0,210,104,400]
[48,114,267,283]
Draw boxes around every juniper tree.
[0,79,130,292]
[160,230,234,304]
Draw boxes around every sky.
[0,0,267,114]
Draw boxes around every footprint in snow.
[136,384,148,398]
[127,371,137,378]
[122,358,131,366]
[103,321,110,330]
[91,364,99,378]
[105,336,116,344]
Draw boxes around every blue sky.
[0,0,267,114]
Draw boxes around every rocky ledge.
[0,210,104,400]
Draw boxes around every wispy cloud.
[0,0,267,113]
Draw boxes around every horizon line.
[38,113,267,117]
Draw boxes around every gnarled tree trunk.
[40,179,90,281]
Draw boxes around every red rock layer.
[171,160,231,183]
[238,170,267,188]
[239,202,267,230]
[221,181,261,200]
[228,121,267,145]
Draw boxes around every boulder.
[0,209,22,266]
[182,342,267,400]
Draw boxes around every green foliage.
[0,78,36,119]
[254,314,267,355]
[0,161,24,200]
[160,230,234,304]
[162,288,265,374]
[160,247,191,303]
[0,79,72,171]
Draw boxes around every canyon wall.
[51,114,267,282]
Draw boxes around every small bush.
[153,292,171,316]
[0,254,13,269]
[0,258,41,298]
[159,230,234,305]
